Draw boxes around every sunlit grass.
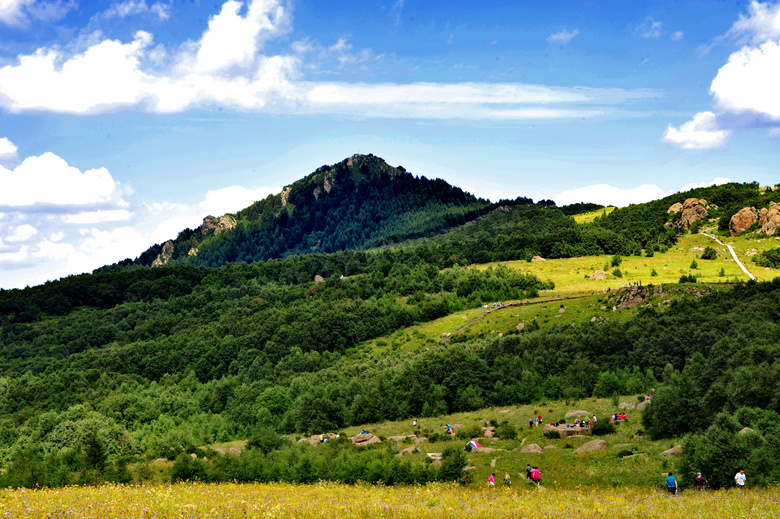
[2,481,777,518]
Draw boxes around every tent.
[464,440,483,451]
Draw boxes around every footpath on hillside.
[701,232,757,281]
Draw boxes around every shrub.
[494,422,517,440]
[612,269,623,278]
[455,424,482,440]
[591,420,616,436]
[690,259,698,269]
[679,274,697,283]
[651,268,658,277]
[546,430,561,440]
[611,255,623,267]
[701,247,717,260]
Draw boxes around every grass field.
[2,481,776,518]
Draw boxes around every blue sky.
[1,0,779,288]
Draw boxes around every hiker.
[530,467,541,485]
[665,471,678,495]
[593,414,597,423]
[488,473,495,487]
[503,472,511,486]
[525,464,532,480]
[735,469,746,489]
[538,415,543,425]
[695,472,707,490]
[413,419,417,427]
[529,418,534,429]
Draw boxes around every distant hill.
[107,154,519,271]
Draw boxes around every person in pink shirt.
[488,473,495,486]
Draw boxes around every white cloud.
[0,245,29,264]
[0,137,18,167]
[554,177,731,207]
[31,238,74,260]
[62,210,134,224]
[103,0,170,20]
[50,231,64,242]
[678,177,731,193]
[200,185,279,215]
[0,0,34,26]
[662,111,731,150]
[671,31,684,41]
[547,29,579,45]
[637,17,664,38]
[0,0,655,120]
[724,0,780,45]
[554,183,670,207]
[710,40,780,120]
[191,0,291,74]
[0,151,127,207]
[5,223,37,242]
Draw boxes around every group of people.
[487,465,541,488]
[665,469,747,495]
[610,413,628,421]
[528,415,543,428]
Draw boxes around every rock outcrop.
[201,215,218,235]
[590,270,606,281]
[730,207,758,236]
[531,256,546,262]
[667,202,683,214]
[760,201,780,235]
[574,439,606,454]
[520,443,543,454]
[200,215,236,236]
[678,198,708,229]
[151,241,174,267]
[351,433,381,446]
[660,444,683,457]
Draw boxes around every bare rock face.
[678,198,708,229]
[574,439,607,454]
[188,247,198,257]
[660,444,683,457]
[520,443,543,454]
[352,433,381,446]
[215,215,237,236]
[730,207,758,236]
[667,202,683,214]
[760,201,780,236]
[152,241,174,267]
[201,215,218,235]
[590,270,606,281]
[531,256,546,262]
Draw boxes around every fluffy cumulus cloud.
[547,29,579,45]
[663,111,731,150]
[0,0,658,120]
[666,1,780,149]
[554,178,731,207]
[636,17,664,38]
[103,0,171,21]
[710,40,780,120]
[0,137,18,167]
[199,185,279,215]
[0,151,128,207]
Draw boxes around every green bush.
[493,422,517,440]
[546,430,561,440]
[591,420,616,436]
[612,269,623,278]
[701,247,717,260]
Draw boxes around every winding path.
[701,233,756,281]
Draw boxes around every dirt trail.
[701,233,757,280]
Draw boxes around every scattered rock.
[618,402,636,410]
[351,433,381,446]
[520,443,543,454]
[738,427,756,435]
[600,306,607,311]
[190,453,197,460]
[531,256,546,262]
[660,445,683,457]
[637,401,648,411]
[427,453,443,461]
[396,447,416,457]
[565,410,590,418]
[574,440,607,454]
[590,316,597,322]
[558,307,566,313]
[745,249,758,257]
[730,207,758,236]
[314,275,325,283]
[441,332,452,339]
[481,427,495,438]
[516,323,525,331]
[463,466,477,471]
[414,437,428,444]
[590,270,606,281]
[543,445,556,450]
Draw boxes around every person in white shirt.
[734,469,746,489]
